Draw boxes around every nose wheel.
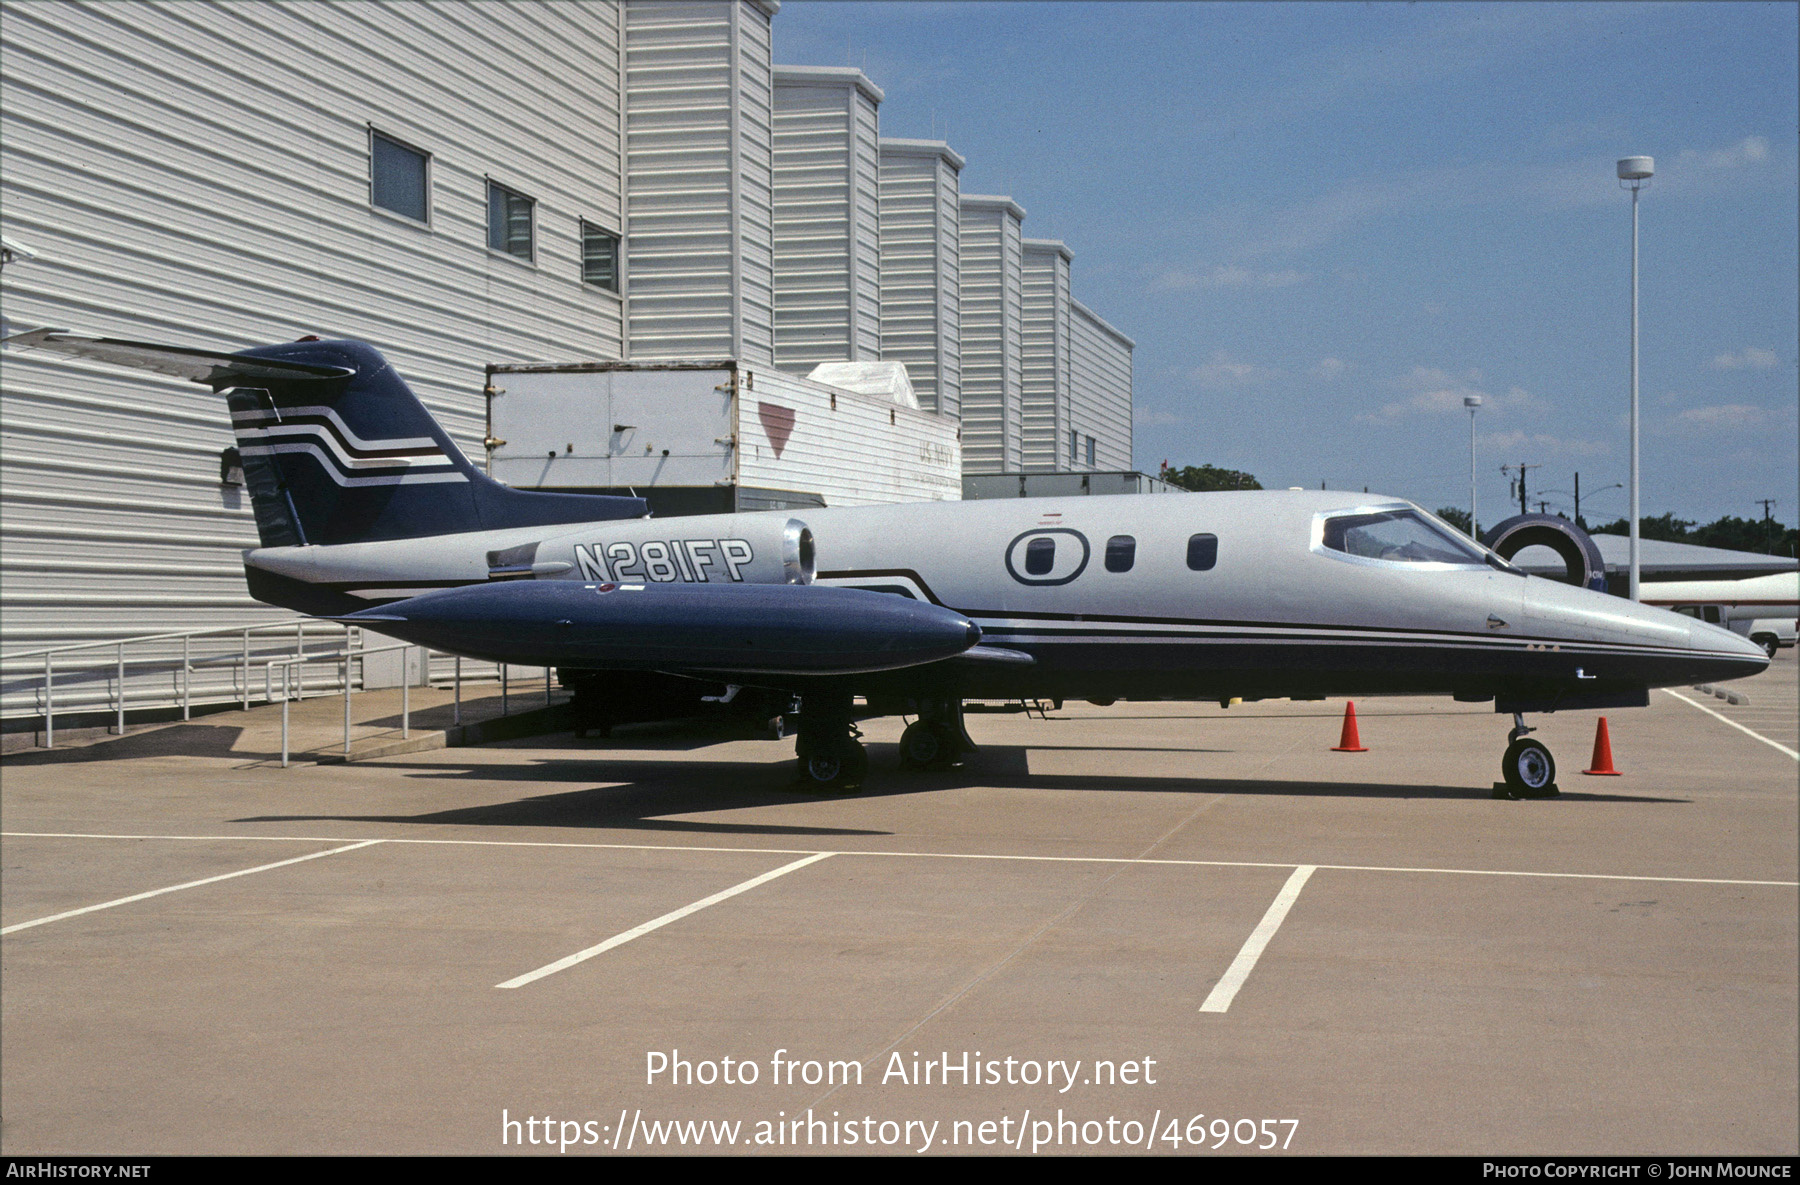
[1496,713,1559,799]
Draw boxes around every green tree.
[1588,513,1798,556]
[1160,464,1262,492]
[1435,507,1473,536]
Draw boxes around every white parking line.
[0,839,383,936]
[1662,688,1799,760]
[495,851,835,989]
[1200,865,1316,1014]
[4,832,1793,887]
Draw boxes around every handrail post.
[281,666,291,769]
[295,622,305,701]
[44,653,54,749]
[343,654,352,757]
[453,656,462,726]
[182,634,191,721]
[116,643,125,735]
[545,666,552,709]
[242,628,251,710]
[401,647,411,740]
[501,663,509,716]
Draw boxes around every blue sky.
[774,1,1799,527]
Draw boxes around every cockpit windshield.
[1320,508,1485,566]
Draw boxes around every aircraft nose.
[1688,618,1772,677]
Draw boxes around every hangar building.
[0,0,1136,725]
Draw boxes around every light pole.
[1464,394,1482,538]
[1618,155,1653,600]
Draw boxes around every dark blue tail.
[223,339,645,546]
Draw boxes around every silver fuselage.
[244,490,1768,704]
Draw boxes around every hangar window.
[370,131,429,223]
[1024,537,1057,576]
[581,220,620,292]
[1320,508,1484,565]
[487,181,534,261]
[1186,533,1217,571]
[1105,535,1136,572]
[1085,436,1096,468]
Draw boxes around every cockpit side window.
[1320,509,1484,565]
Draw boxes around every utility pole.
[1574,472,1581,529]
[1757,499,1778,554]
[1502,462,1541,518]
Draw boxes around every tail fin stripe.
[229,401,439,452]
[239,442,468,486]
[237,425,449,466]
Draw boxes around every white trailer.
[485,360,961,516]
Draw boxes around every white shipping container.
[486,360,961,510]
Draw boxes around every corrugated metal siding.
[957,196,1024,474]
[621,0,772,362]
[1020,240,1072,473]
[877,139,960,418]
[1070,299,1135,472]
[771,70,883,370]
[1,0,627,712]
[735,368,960,505]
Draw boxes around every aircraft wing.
[333,579,991,678]
[1,328,354,385]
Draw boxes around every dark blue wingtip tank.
[222,338,646,549]
[337,581,985,676]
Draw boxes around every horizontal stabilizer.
[2,329,355,385]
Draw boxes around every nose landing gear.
[1496,712,1559,799]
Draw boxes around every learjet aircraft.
[6,332,1768,794]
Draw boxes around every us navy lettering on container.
[573,539,755,582]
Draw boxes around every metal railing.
[2,619,548,754]
[267,647,557,767]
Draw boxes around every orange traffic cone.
[1582,716,1621,776]
[1332,701,1368,752]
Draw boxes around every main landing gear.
[792,694,977,792]
[793,692,867,792]
[1496,712,1559,800]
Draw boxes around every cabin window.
[1105,535,1136,572]
[1024,537,1056,576]
[1320,508,1484,565]
[1186,533,1217,571]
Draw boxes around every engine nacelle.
[532,515,815,587]
[1481,513,1608,592]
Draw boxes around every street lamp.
[1464,394,1482,538]
[1618,155,1653,600]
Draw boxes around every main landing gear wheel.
[899,720,958,769]
[793,692,867,793]
[1500,737,1558,799]
[799,739,868,791]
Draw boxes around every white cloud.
[1188,350,1280,389]
[1310,357,1348,381]
[1363,367,1543,420]
[1133,408,1182,426]
[1676,404,1768,429]
[1680,136,1771,170]
[1480,430,1610,456]
[1153,264,1307,292]
[1711,347,1778,370]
